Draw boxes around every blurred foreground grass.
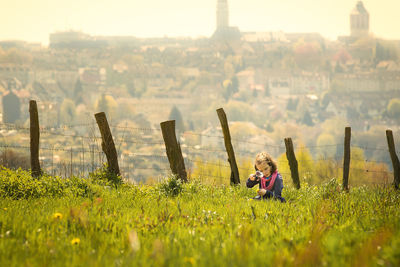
[0,167,399,266]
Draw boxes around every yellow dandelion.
[71,238,80,245]
[184,257,195,265]
[52,212,63,220]
[3,208,7,211]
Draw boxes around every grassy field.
[0,167,399,266]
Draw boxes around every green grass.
[0,167,399,266]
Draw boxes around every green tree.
[296,145,315,184]
[95,94,117,118]
[224,101,255,122]
[73,79,83,104]
[375,41,399,62]
[168,106,185,134]
[264,81,271,97]
[222,79,233,101]
[314,158,340,184]
[316,133,336,157]
[0,48,33,64]
[387,98,400,119]
[2,91,20,123]
[321,117,349,142]
[265,123,274,133]
[287,98,299,111]
[127,81,136,97]
[293,40,323,69]
[334,63,344,73]
[60,99,76,124]
[231,76,239,94]
[302,109,314,126]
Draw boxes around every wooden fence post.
[216,108,240,185]
[343,127,351,191]
[94,112,120,176]
[29,100,41,177]
[284,137,300,189]
[386,130,400,189]
[160,120,187,182]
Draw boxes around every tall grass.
[0,167,399,266]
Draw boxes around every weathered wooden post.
[29,100,41,177]
[94,112,120,176]
[216,108,240,185]
[343,127,351,191]
[160,120,187,182]
[386,130,400,189]
[284,137,300,189]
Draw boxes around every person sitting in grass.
[246,152,286,203]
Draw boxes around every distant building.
[49,31,107,48]
[339,1,370,43]
[50,31,90,46]
[241,32,288,43]
[350,1,369,38]
[285,33,324,43]
[237,68,330,96]
[212,0,241,40]
[333,72,400,92]
[79,67,106,85]
[216,0,229,30]
[0,65,31,86]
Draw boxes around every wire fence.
[0,121,397,186]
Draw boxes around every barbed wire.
[121,139,165,145]
[1,121,398,182]
[296,145,344,151]
[183,145,227,154]
[185,158,252,172]
[41,131,102,140]
[0,122,98,131]
[1,122,398,154]
[122,152,169,160]
[0,144,105,154]
[338,166,393,174]
[109,124,161,132]
[131,167,170,172]
[351,145,389,152]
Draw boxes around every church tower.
[212,0,240,40]
[350,1,369,38]
[216,0,229,30]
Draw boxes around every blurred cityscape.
[0,1,399,182]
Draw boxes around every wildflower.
[3,208,7,211]
[71,238,80,245]
[52,212,63,220]
[184,257,195,265]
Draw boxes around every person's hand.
[257,189,267,196]
[249,174,256,181]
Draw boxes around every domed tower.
[350,1,369,38]
[216,0,229,30]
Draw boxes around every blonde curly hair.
[254,152,277,174]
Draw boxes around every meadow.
[0,166,399,267]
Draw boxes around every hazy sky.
[1,0,400,45]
